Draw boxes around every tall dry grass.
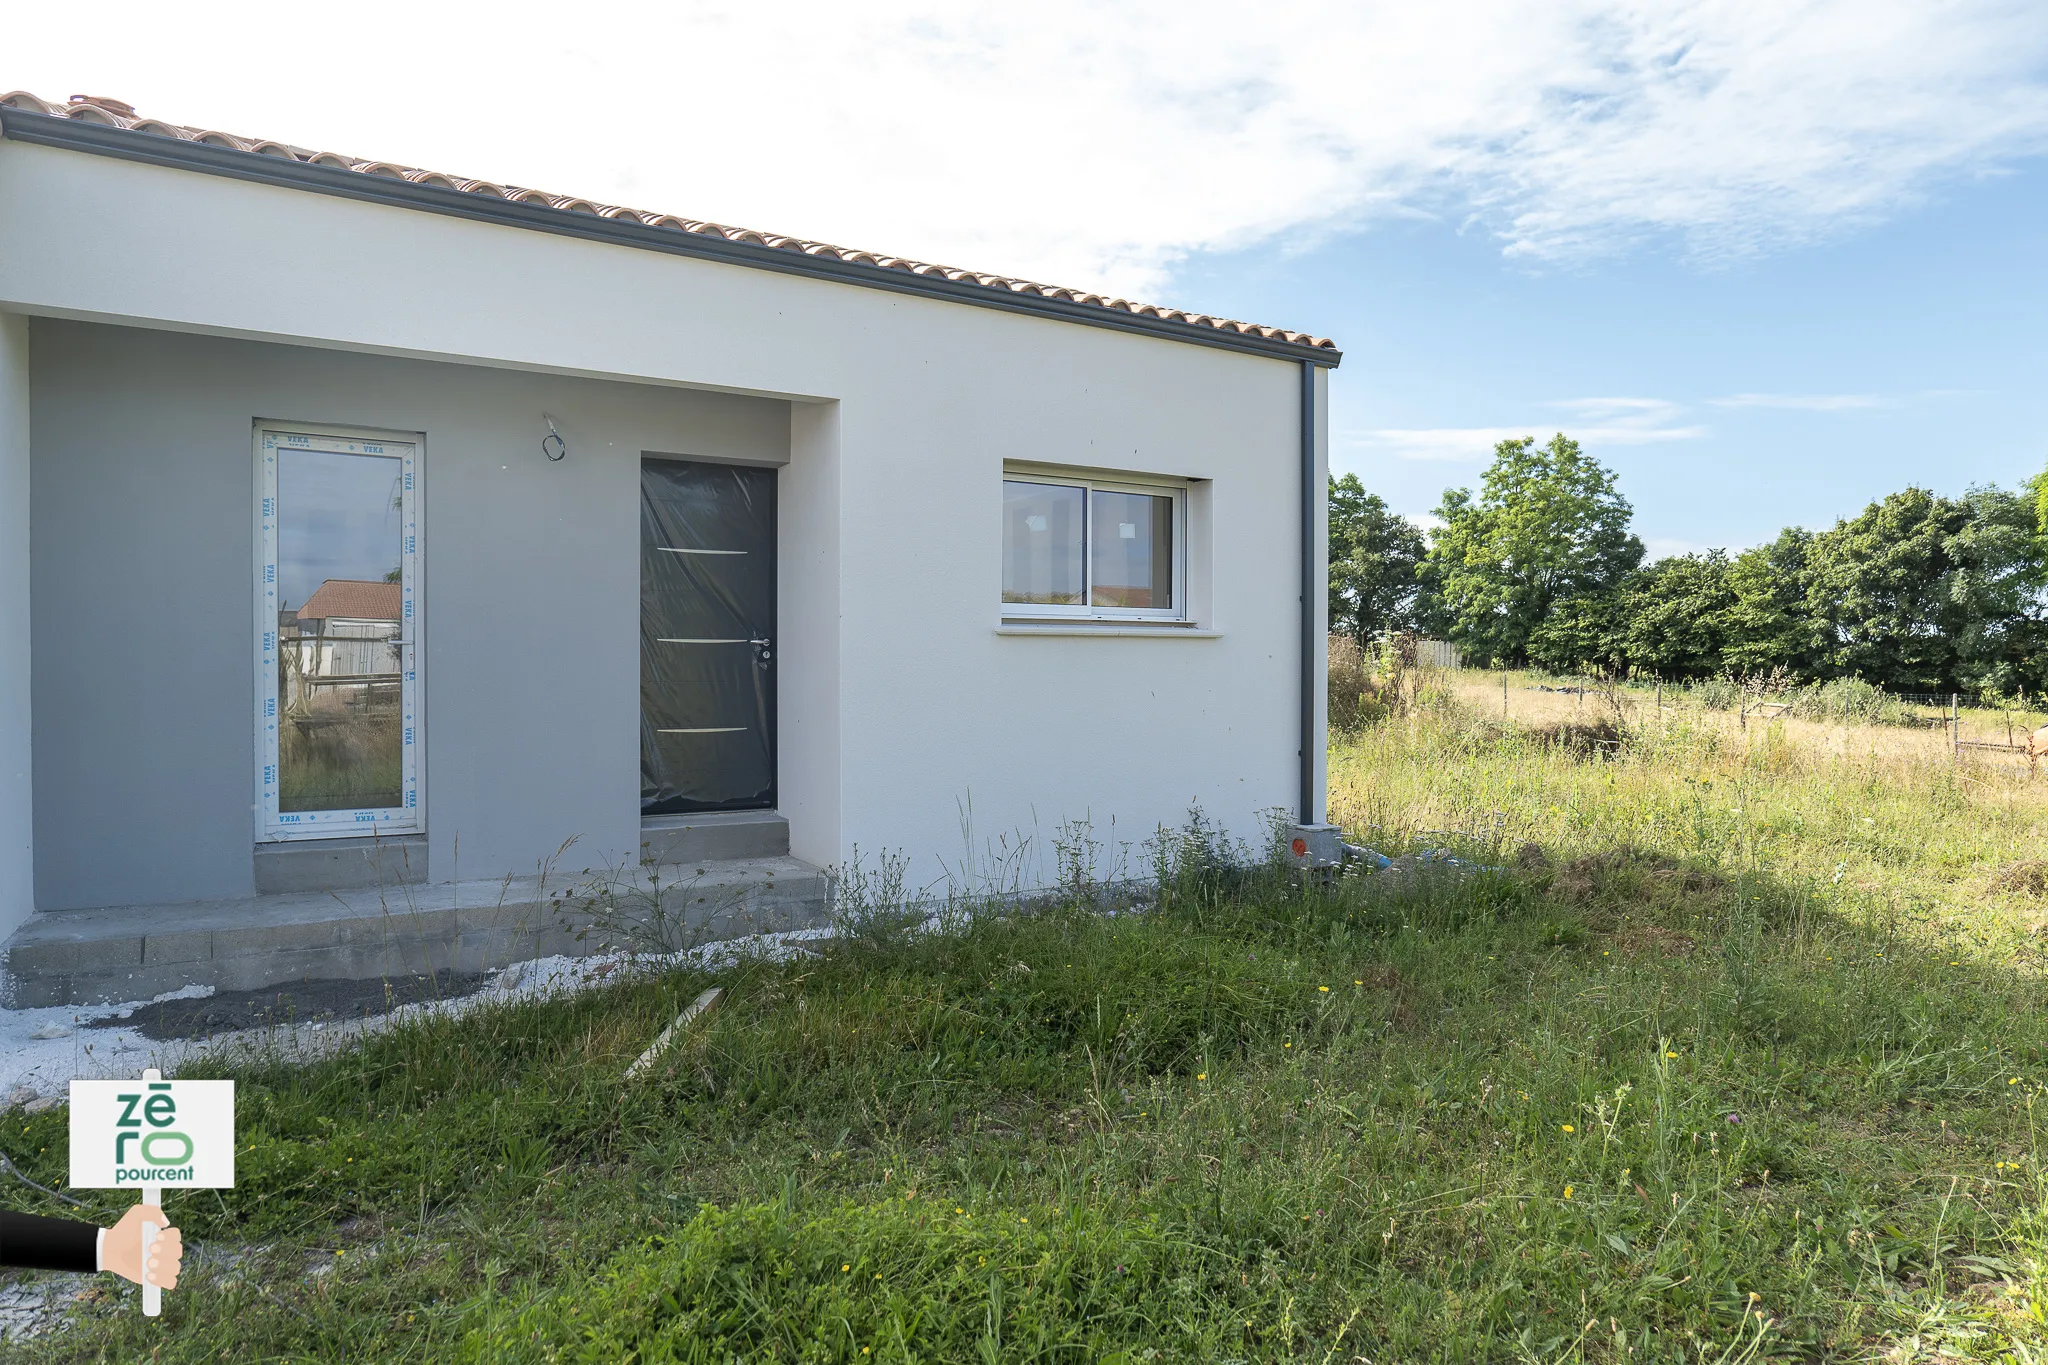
[1337,670,2048,960]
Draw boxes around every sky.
[275,450,403,611]
[11,1,2048,560]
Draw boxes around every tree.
[1947,484,2048,694]
[1526,585,1629,674]
[2026,465,2048,538]
[1326,474,1427,641]
[1424,434,1644,664]
[1620,551,1738,678]
[1528,552,1738,678]
[1721,529,1822,677]
[1802,488,1978,691]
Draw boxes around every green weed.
[14,706,2048,1360]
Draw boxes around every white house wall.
[779,401,843,869]
[0,139,1324,903]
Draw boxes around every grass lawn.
[12,690,2048,1361]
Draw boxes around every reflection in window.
[276,449,404,812]
[1089,490,1174,610]
[1002,481,1085,605]
[1001,474,1185,619]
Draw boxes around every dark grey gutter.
[0,110,1343,370]
[1299,359,1318,823]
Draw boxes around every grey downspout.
[1299,359,1317,824]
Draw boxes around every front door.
[640,458,776,813]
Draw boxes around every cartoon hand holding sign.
[69,1068,233,1316]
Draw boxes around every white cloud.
[1709,393,1889,411]
[1348,428,1536,463]
[1352,397,1707,460]
[8,1,2047,303]
[1547,397,1711,443]
[1549,398,1684,417]
[1643,536,1719,562]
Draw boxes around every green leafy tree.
[1620,551,1739,678]
[2026,465,2048,537]
[1946,485,2048,694]
[1528,552,1738,678]
[1722,529,1822,677]
[1425,434,1644,664]
[1326,474,1428,641]
[1802,488,1979,691]
[1526,585,1629,674]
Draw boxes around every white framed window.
[255,426,422,841]
[1002,470,1187,621]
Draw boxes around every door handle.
[750,637,772,665]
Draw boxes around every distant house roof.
[0,92,1339,363]
[296,579,400,623]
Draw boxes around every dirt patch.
[1991,860,2048,897]
[1553,849,1725,906]
[89,971,494,1041]
[1514,842,1551,871]
[0,1269,93,1343]
[1551,851,1622,903]
[1353,965,1420,1030]
[1524,716,1626,758]
[1609,923,1698,957]
[1556,843,1720,908]
[1648,863,1725,895]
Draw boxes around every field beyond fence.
[1432,665,2048,772]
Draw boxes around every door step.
[641,810,788,863]
[2,856,831,1009]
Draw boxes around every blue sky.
[14,3,2048,563]
[1174,160,2048,558]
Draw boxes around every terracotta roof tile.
[0,91,1337,355]
[294,579,401,623]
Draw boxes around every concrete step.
[640,810,789,862]
[2,856,832,1008]
[253,834,429,894]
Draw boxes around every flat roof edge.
[0,110,1342,369]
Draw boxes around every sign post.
[70,1068,234,1316]
[140,1175,160,1316]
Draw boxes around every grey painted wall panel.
[30,321,788,911]
[0,314,31,939]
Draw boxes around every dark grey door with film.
[640,458,776,814]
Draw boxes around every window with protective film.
[1002,472,1185,620]
[255,427,420,840]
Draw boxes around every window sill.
[995,623,1221,638]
